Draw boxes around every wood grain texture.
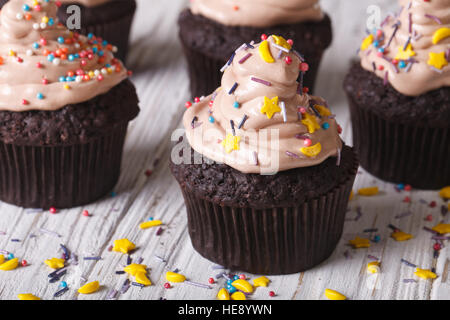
[0,0,448,300]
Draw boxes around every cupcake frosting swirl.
[183,36,342,174]
[0,0,128,111]
[359,0,450,96]
[190,0,324,28]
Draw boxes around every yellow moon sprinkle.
[258,40,275,63]
[432,27,450,44]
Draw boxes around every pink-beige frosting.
[359,0,450,96]
[0,0,128,111]
[183,36,343,174]
[190,0,324,28]
[58,0,111,7]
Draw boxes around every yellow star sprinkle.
[135,272,152,286]
[394,43,416,60]
[124,263,147,276]
[301,112,320,133]
[217,288,230,300]
[349,236,370,248]
[78,281,100,294]
[231,291,246,300]
[17,293,41,300]
[360,34,374,51]
[314,104,332,117]
[112,238,136,254]
[139,220,162,229]
[439,186,450,200]
[428,52,448,69]
[221,133,241,153]
[271,35,292,50]
[367,261,381,274]
[431,223,450,234]
[253,276,270,287]
[44,258,65,269]
[261,96,281,119]
[391,231,413,241]
[358,186,379,196]
[414,268,437,280]
[324,289,347,300]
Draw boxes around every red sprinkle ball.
[287,39,294,46]
[269,291,276,297]
[299,62,309,72]
[82,210,90,217]
[21,260,27,267]
[285,56,292,65]
[261,34,268,41]
[194,97,200,103]
[425,214,433,221]
[49,207,57,214]
[185,101,192,108]
[164,283,171,289]
[208,277,215,284]
[429,201,436,208]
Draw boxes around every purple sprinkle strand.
[285,151,300,159]
[250,77,271,86]
[184,280,212,290]
[395,211,413,219]
[107,289,118,300]
[403,279,417,283]
[401,258,417,268]
[238,53,252,64]
[425,14,442,25]
[237,114,248,129]
[228,82,238,95]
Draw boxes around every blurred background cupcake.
[170,36,358,274]
[344,0,450,189]
[178,0,332,98]
[0,0,136,62]
[0,0,139,208]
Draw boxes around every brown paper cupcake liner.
[0,123,129,209]
[178,160,358,275]
[348,95,450,189]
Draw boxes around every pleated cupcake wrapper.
[0,123,129,209]
[179,162,358,275]
[179,37,324,99]
[58,3,136,62]
[348,95,450,189]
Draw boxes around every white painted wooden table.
[0,0,448,300]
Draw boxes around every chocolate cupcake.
[170,36,358,275]
[0,0,136,62]
[178,0,332,98]
[0,0,139,208]
[344,0,450,189]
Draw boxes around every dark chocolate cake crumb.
[344,62,450,127]
[170,144,357,209]
[0,79,139,146]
